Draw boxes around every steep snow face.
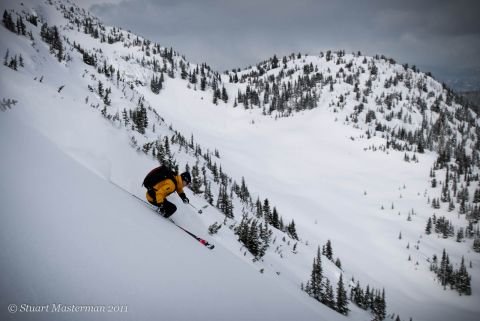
[0,111,338,321]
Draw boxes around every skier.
[143,166,191,218]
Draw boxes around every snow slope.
[145,77,480,321]
[0,109,339,321]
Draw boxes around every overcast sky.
[88,0,480,90]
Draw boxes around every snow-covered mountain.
[1,1,479,321]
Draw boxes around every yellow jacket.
[146,175,185,205]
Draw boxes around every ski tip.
[207,244,215,250]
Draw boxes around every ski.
[135,194,215,249]
[110,181,214,250]
[168,219,215,250]
[149,202,215,250]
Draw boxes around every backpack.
[142,166,178,192]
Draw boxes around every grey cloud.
[90,0,480,89]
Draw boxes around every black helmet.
[180,172,191,185]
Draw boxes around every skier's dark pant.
[146,190,177,218]
[160,200,177,218]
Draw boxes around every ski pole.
[189,203,203,214]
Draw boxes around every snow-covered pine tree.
[221,86,228,103]
[474,237,480,253]
[322,278,335,309]
[150,74,163,94]
[335,274,349,315]
[271,206,279,228]
[307,246,323,301]
[190,163,202,194]
[371,289,386,320]
[351,281,367,310]
[263,198,271,222]
[216,183,234,218]
[2,10,16,33]
[324,240,333,261]
[204,181,213,205]
[239,177,250,203]
[456,256,471,295]
[255,197,263,218]
[425,217,432,234]
[287,220,298,240]
[258,222,272,257]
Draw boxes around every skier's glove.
[180,193,189,204]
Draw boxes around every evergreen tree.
[235,217,268,258]
[258,223,272,257]
[335,258,342,269]
[180,62,187,80]
[150,74,163,94]
[425,217,432,234]
[52,26,63,61]
[208,222,222,235]
[439,249,449,288]
[321,278,336,309]
[324,240,333,261]
[122,109,129,127]
[448,199,455,212]
[16,16,26,36]
[352,281,367,309]
[239,177,250,203]
[287,220,299,240]
[271,207,280,228]
[83,51,96,66]
[204,181,214,205]
[103,88,111,106]
[190,163,202,194]
[247,220,260,256]
[271,54,279,69]
[26,14,37,26]
[336,274,349,315]
[456,228,464,243]
[263,198,271,222]
[255,197,263,218]
[456,256,471,295]
[216,184,234,218]
[189,71,197,84]
[2,10,15,33]
[98,80,104,98]
[131,101,148,134]
[308,247,323,300]
[7,54,17,70]
[365,285,373,309]
[371,289,386,320]
[221,86,229,103]
[213,88,221,105]
[431,250,472,295]
[474,238,480,253]
[474,188,480,203]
